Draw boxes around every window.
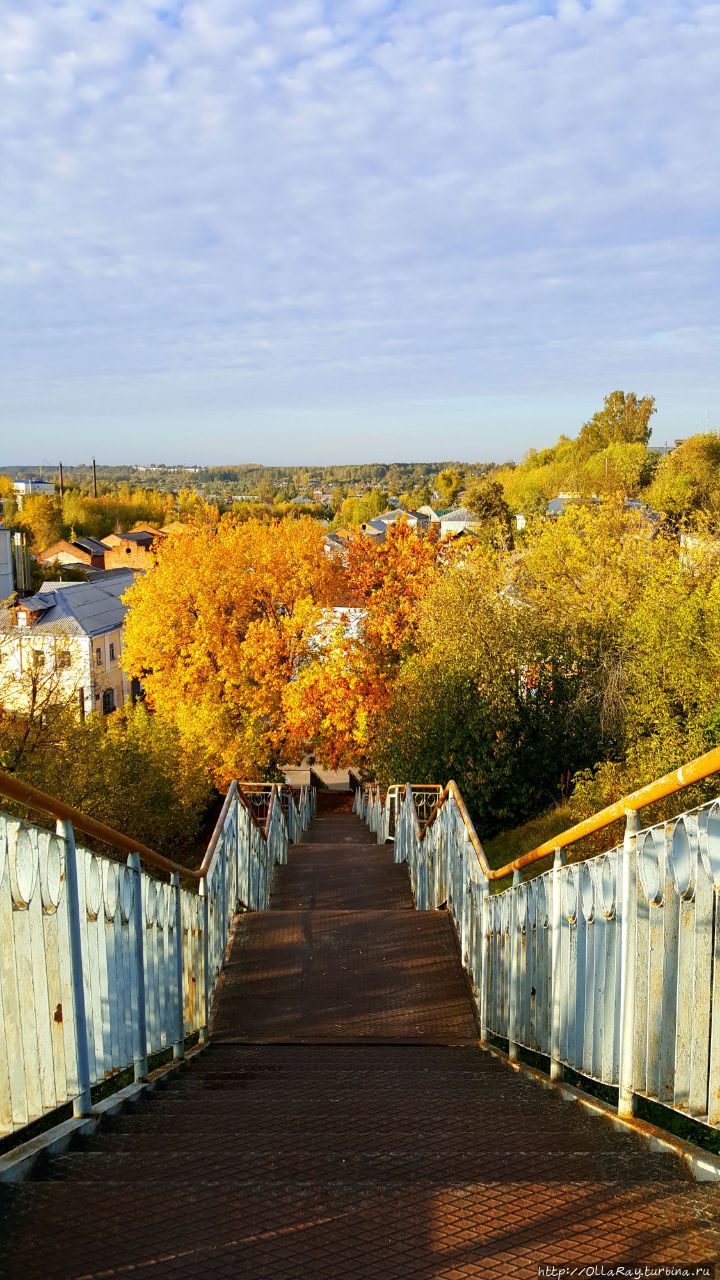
[57,650,72,670]
[96,647,103,667]
[109,642,115,661]
[102,688,115,715]
[32,649,45,668]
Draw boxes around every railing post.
[171,872,184,1061]
[478,880,489,1044]
[57,819,92,1117]
[618,810,640,1117]
[220,831,227,944]
[127,851,148,1082]
[236,792,242,908]
[199,875,209,1042]
[550,848,565,1081]
[508,868,521,1061]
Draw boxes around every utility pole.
[92,457,98,498]
[58,462,64,501]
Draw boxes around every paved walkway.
[2,797,720,1278]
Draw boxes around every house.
[439,507,482,537]
[102,529,164,570]
[38,536,108,571]
[416,505,443,524]
[546,494,583,517]
[0,572,138,719]
[12,478,55,509]
[324,532,350,565]
[360,519,388,543]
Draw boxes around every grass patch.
[481,800,628,891]
[483,802,576,871]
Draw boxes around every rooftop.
[1,571,135,638]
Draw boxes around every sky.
[0,0,718,465]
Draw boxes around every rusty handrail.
[0,769,286,885]
[408,744,720,882]
[198,780,238,878]
[0,768,195,880]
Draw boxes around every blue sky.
[0,0,718,464]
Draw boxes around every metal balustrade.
[237,784,315,845]
[0,772,315,1138]
[355,748,720,1130]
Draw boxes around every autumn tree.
[121,516,342,783]
[646,433,720,520]
[436,467,463,507]
[463,476,512,541]
[19,495,63,550]
[578,441,656,498]
[283,521,456,768]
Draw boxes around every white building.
[439,507,482,537]
[0,571,138,719]
[12,479,56,509]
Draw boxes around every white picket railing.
[357,760,720,1130]
[0,779,314,1139]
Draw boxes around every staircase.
[2,796,720,1279]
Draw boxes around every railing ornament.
[667,816,697,901]
[155,881,169,929]
[118,864,134,923]
[594,853,616,919]
[9,824,38,909]
[142,875,155,926]
[638,829,664,904]
[515,883,528,933]
[85,855,102,922]
[102,860,119,921]
[38,830,63,912]
[528,875,549,928]
[579,862,595,923]
[698,801,720,888]
[561,867,578,923]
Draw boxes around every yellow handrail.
[405,744,720,882]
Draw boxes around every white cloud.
[0,0,718,461]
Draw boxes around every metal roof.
[0,571,135,639]
[73,536,108,556]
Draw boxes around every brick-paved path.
[2,796,720,1278]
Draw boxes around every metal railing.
[358,783,442,844]
[0,770,315,1138]
[236,783,316,844]
[356,748,720,1129]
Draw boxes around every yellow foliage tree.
[121,516,341,783]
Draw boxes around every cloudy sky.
[1,0,718,464]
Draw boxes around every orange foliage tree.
[283,521,456,769]
[121,516,341,784]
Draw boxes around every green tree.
[436,468,464,507]
[463,476,512,525]
[576,390,655,459]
